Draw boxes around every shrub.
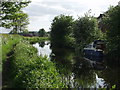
[11,41,66,88]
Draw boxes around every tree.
[101,5,120,58]
[38,28,46,37]
[73,14,103,51]
[0,1,31,33]
[9,11,29,33]
[50,14,74,48]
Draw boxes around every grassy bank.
[1,34,23,63]
[23,36,49,44]
[1,34,66,88]
[10,41,66,88]
[1,34,49,63]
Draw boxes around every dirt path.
[2,45,16,88]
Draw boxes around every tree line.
[1,1,120,59]
[50,5,120,59]
[101,5,120,59]
[50,14,103,49]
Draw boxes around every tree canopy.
[101,5,120,57]
[73,14,103,50]
[50,14,74,48]
[0,1,31,33]
[38,28,46,37]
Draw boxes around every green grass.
[1,34,23,63]
[23,36,49,44]
[1,34,49,63]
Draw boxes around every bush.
[11,41,66,88]
[50,14,74,48]
[102,6,120,58]
[73,15,104,51]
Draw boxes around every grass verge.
[1,34,67,88]
[23,36,49,44]
[10,41,66,88]
[1,34,23,63]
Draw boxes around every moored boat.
[83,40,105,62]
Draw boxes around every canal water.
[33,41,120,89]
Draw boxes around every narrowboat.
[83,40,105,62]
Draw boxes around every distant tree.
[102,5,120,58]
[39,41,45,47]
[46,31,51,37]
[50,14,74,48]
[0,1,31,33]
[38,28,46,37]
[73,13,103,51]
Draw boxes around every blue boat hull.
[83,49,104,62]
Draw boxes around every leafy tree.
[73,14,103,51]
[38,28,46,37]
[101,5,120,58]
[50,14,74,48]
[0,1,31,33]
[9,11,29,33]
[46,31,51,37]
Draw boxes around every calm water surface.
[33,41,51,57]
[33,41,120,89]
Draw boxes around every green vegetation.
[1,34,66,88]
[73,14,104,51]
[1,34,49,63]
[51,14,75,48]
[51,48,96,88]
[2,34,22,63]
[1,1,120,88]
[101,5,120,59]
[50,13,104,53]
[10,41,66,88]
[50,6,120,58]
[1,1,30,33]
[23,36,49,44]
[38,28,46,37]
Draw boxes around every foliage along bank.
[50,5,120,59]
[50,14,104,51]
[2,34,22,63]
[50,14,75,49]
[101,5,120,59]
[23,36,49,44]
[10,41,66,88]
[1,34,67,88]
[73,14,104,51]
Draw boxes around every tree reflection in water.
[99,59,120,89]
[39,41,45,48]
[50,47,97,88]
[33,42,120,89]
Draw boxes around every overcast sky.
[1,0,120,33]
